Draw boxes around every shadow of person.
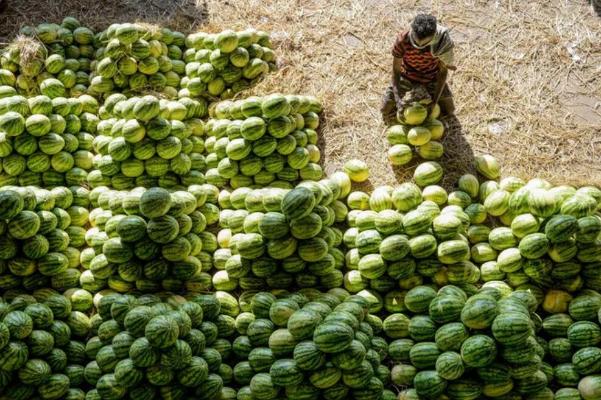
[439,115,477,190]
[593,0,601,17]
[390,114,476,192]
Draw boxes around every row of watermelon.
[74,184,222,295]
[82,291,240,400]
[85,94,208,190]
[0,93,99,188]
[214,181,347,292]
[3,283,601,399]
[0,18,276,101]
[0,287,398,400]
[0,288,95,400]
[202,94,324,189]
[1,17,96,98]
[382,282,601,399]
[0,185,94,293]
[0,92,213,189]
[89,22,189,98]
[180,29,275,100]
[337,160,601,307]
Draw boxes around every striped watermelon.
[460,334,497,367]
[435,351,465,380]
[313,322,353,353]
[413,370,447,399]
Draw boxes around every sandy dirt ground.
[1,0,600,188]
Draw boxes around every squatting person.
[381,13,456,125]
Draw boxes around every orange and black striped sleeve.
[391,31,408,58]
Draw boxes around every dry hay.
[0,0,208,38]
[4,34,46,65]
[205,0,601,188]
[0,0,600,188]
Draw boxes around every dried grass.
[0,0,600,188]
[206,0,601,188]
[5,35,45,65]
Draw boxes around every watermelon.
[436,351,465,380]
[410,341,441,369]
[434,322,469,352]
[413,370,447,399]
[475,154,500,179]
[460,334,497,367]
[567,321,601,348]
[145,315,179,349]
[579,375,601,400]
[344,160,369,183]
[282,187,315,220]
[313,322,353,353]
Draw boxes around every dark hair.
[411,14,437,39]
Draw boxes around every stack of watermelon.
[180,29,275,100]
[81,184,218,294]
[342,179,477,305]
[230,290,395,400]
[386,103,445,167]
[86,94,207,190]
[0,290,92,400]
[452,156,601,293]
[0,186,91,293]
[385,283,549,399]
[537,290,601,399]
[340,157,601,312]
[203,94,323,189]
[84,292,233,400]
[212,178,352,293]
[0,93,98,187]
[0,17,96,98]
[89,23,186,98]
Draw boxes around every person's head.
[411,14,437,46]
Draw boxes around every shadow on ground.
[391,115,475,190]
[439,116,476,189]
[0,0,209,40]
[593,0,601,17]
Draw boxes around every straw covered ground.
[1,0,600,187]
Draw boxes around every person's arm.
[391,56,404,107]
[431,63,448,107]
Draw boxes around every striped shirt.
[392,26,454,83]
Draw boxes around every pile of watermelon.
[0,186,91,293]
[83,292,235,400]
[0,290,93,399]
[0,93,99,187]
[89,23,187,98]
[79,184,223,294]
[214,181,349,292]
[86,94,208,190]
[229,291,395,400]
[1,14,601,400]
[386,103,445,166]
[0,17,95,98]
[383,283,548,399]
[181,29,275,100]
[340,166,601,310]
[203,94,323,189]
[388,284,601,400]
